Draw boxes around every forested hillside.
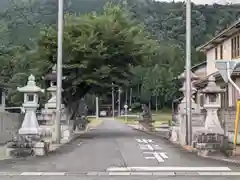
[0,0,240,109]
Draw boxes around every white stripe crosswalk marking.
[42,172,66,176]
[107,166,232,172]
[0,170,240,176]
[20,172,43,176]
[198,172,240,176]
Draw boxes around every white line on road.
[136,139,153,143]
[107,167,232,172]
[139,144,154,150]
[20,172,43,176]
[198,172,240,176]
[160,152,168,159]
[145,157,155,159]
[143,152,168,162]
[153,152,164,162]
[42,172,66,176]
[1,171,240,176]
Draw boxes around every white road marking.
[139,144,154,150]
[42,172,66,176]
[153,152,164,162]
[1,171,240,176]
[139,144,162,150]
[145,157,155,159]
[143,152,168,162]
[159,152,168,159]
[136,139,153,143]
[198,172,240,176]
[20,172,43,176]
[109,172,131,176]
[107,167,232,172]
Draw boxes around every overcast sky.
[156,0,240,4]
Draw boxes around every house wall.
[205,34,240,76]
[206,48,218,75]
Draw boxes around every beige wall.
[205,33,240,76]
[206,48,218,75]
[222,38,232,60]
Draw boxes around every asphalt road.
[0,118,239,180]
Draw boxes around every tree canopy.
[29,3,160,108]
[0,0,240,110]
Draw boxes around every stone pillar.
[17,75,44,135]
[201,75,225,134]
[196,91,201,112]
[0,89,6,112]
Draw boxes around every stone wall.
[0,112,24,144]
[220,107,238,132]
[219,107,240,144]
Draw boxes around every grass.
[152,112,172,128]
[117,116,139,125]
[116,111,172,127]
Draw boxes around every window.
[220,44,223,59]
[231,35,240,58]
[215,47,218,60]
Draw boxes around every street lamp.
[185,0,192,145]
[56,0,64,144]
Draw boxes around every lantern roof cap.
[17,74,44,93]
[202,75,225,93]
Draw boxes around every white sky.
[156,0,240,4]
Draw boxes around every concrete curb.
[200,154,240,164]
[129,125,240,165]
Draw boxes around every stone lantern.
[17,74,44,135]
[201,75,225,134]
[178,70,199,113]
[44,64,58,110]
[43,65,65,123]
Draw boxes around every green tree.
[31,3,160,116]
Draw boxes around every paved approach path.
[0,118,239,180]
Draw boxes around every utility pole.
[186,0,192,146]
[96,97,99,120]
[129,88,132,107]
[56,0,63,144]
[112,83,115,119]
[125,88,128,105]
[118,88,121,116]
